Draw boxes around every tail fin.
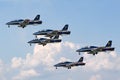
[62,24,69,31]
[105,40,112,47]
[78,57,83,62]
[53,35,59,39]
[34,15,40,20]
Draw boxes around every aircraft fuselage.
[28,38,61,46]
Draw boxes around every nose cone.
[28,40,32,43]
[6,22,10,25]
[54,64,57,67]
[33,31,40,35]
[28,39,36,43]
[54,63,59,67]
[76,49,81,52]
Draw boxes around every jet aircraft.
[54,57,85,69]
[33,24,71,38]
[76,40,115,55]
[28,35,61,46]
[6,15,42,28]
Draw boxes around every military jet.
[28,35,61,46]
[6,15,42,28]
[76,40,115,55]
[54,57,85,69]
[33,24,71,38]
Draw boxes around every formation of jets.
[6,15,70,46]
[54,40,115,69]
[28,24,71,46]
[6,14,115,69]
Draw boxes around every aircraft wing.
[88,48,98,55]
[45,30,59,38]
[38,43,47,46]
[66,62,76,67]
[39,40,48,46]
[52,30,59,34]
[40,39,55,46]
[19,19,30,28]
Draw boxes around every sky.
[0,0,120,80]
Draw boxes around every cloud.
[11,57,23,68]
[67,78,73,80]
[11,41,77,69]
[0,59,4,73]
[1,41,120,80]
[84,51,120,71]
[0,59,10,80]
[10,41,77,79]
[89,74,102,80]
[58,57,70,62]
[63,41,79,49]
[11,41,120,80]
[13,69,40,80]
[11,43,62,69]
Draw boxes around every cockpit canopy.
[40,29,53,32]
[81,46,98,49]
[89,46,98,48]
[11,19,23,22]
[62,61,71,64]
